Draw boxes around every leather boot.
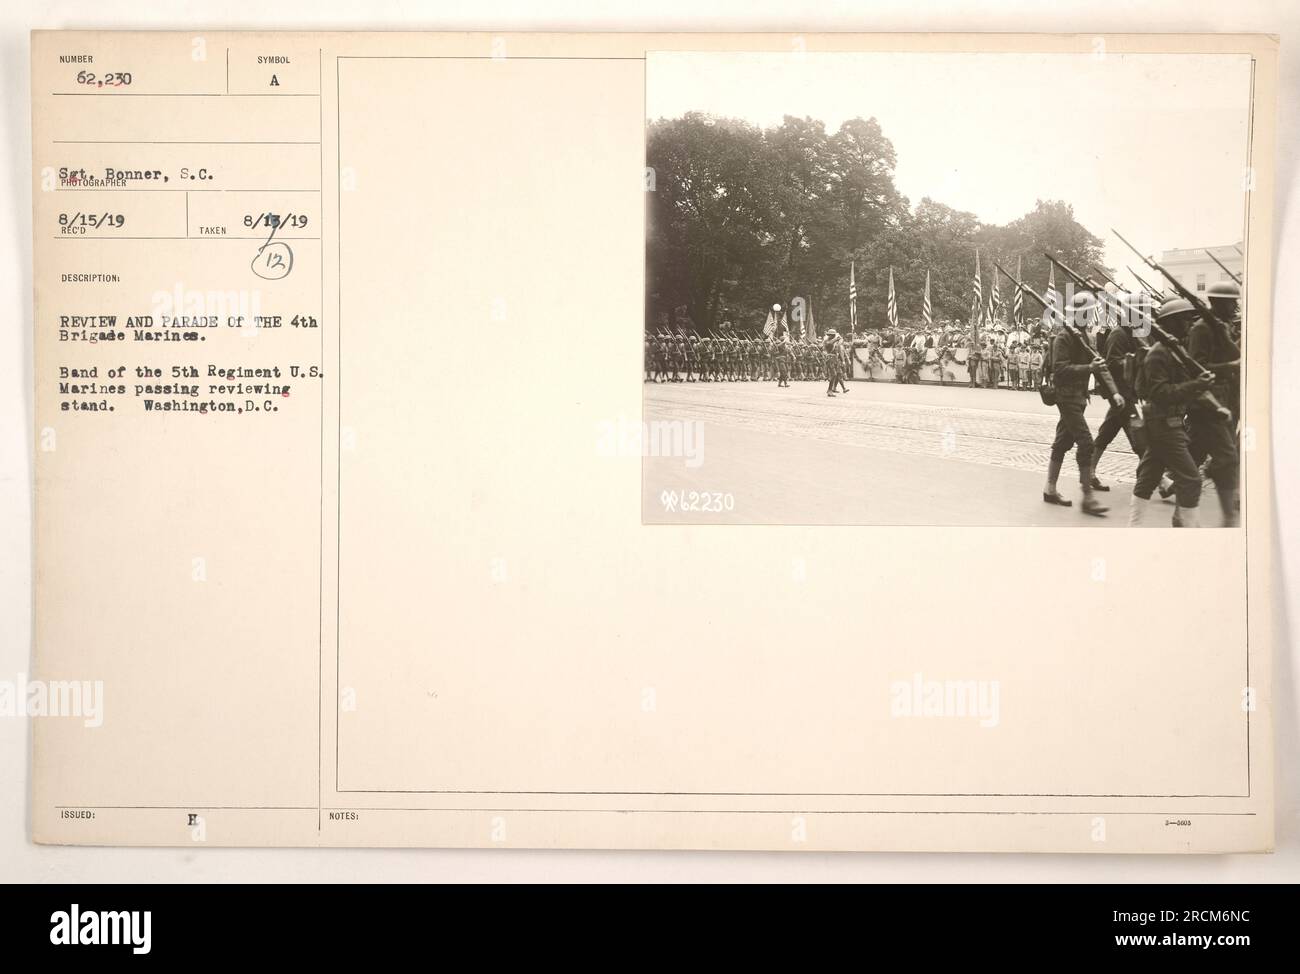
[1080,488,1109,517]
[1219,489,1240,528]
[1089,453,1110,491]
[1043,457,1071,506]
[1127,494,1150,527]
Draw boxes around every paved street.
[641,377,1194,526]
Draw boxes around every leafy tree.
[646,113,1106,336]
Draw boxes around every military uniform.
[1186,306,1240,520]
[653,338,668,382]
[1132,340,1207,524]
[1128,299,1227,527]
[823,332,847,395]
[988,343,1003,389]
[1044,317,1109,515]
[1091,318,1148,488]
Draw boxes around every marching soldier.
[1189,280,1241,418]
[1128,299,1222,527]
[1043,292,1115,516]
[1186,282,1241,524]
[823,328,848,396]
[1090,292,1149,491]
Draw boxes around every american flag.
[990,264,1002,322]
[1098,289,1114,331]
[1043,262,1060,331]
[922,269,932,327]
[849,261,858,333]
[971,250,983,322]
[887,267,898,328]
[1013,256,1023,325]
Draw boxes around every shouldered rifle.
[1043,252,1092,290]
[1126,265,1169,302]
[1142,325,1231,420]
[1090,264,1160,309]
[1113,228,1240,358]
[1205,249,1242,285]
[1090,265,1123,290]
[993,259,1122,405]
[1047,254,1230,419]
[1045,253,1122,316]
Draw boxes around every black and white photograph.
[3,5,1295,924]
[643,50,1253,527]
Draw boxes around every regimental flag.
[849,261,858,333]
[807,296,818,342]
[1013,256,1024,325]
[922,269,932,327]
[887,267,898,329]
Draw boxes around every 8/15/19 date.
[59,212,125,232]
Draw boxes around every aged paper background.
[11,17,1290,868]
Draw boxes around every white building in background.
[1159,242,1243,295]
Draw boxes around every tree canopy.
[646,112,1108,333]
